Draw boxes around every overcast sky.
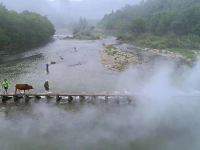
[0,0,140,26]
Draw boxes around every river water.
[0,33,200,150]
[0,35,121,93]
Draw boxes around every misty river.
[0,34,122,93]
[1,32,200,150]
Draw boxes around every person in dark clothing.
[44,80,50,92]
[46,64,49,73]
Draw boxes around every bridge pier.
[56,95,62,104]
[116,96,120,104]
[14,95,23,104]
[79,96,85,102]
[105,96,109,103]
[0,94,132,104]
[46,95,54,103]
[127,96,132,104]
[34,95,41,103]
[25,95,32,104]
[2,96,7,104]
[91,96,97,100]
[1,96,12,104]
[68,96,73,103]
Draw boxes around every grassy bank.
[117,33,200,60]
[73,33,100,40]
[64,30,101,40]
[166,48,198,60]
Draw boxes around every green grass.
[167,48,197,59]
[74,34,100,40]
[105,45,118,55]
[116,32,200,60]
[105,44,117,50]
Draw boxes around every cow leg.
[16,89,19,94]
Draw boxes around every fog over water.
[1,35,200,149]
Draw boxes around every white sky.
[0,0,140,26]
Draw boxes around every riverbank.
[101,45,144,71]
[63,31,101,40]
[117,33,200,61]
[101,42,195,72]
[64,34,100,40]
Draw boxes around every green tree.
[0,4,55,50]
[130,18,146,34]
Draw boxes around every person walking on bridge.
[2,79,9,95]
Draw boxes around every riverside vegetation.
[0,4,55,50]
[65,18,101,40]
[99,0,200,60]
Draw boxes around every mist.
[0,0,199,149]
[1,58,200,149]
[0,0,140,27]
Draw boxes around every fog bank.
[0,0,140,27]
[1,59,200,150]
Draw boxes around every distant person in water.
[2,79,9,95]
[74,47,77,52]
[46,63,49,73]
[44,80,50,93]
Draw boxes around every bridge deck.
[0,93,133,104]
[0,93,130,97]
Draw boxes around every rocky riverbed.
[101,42,195,71]
[101,45,143,71]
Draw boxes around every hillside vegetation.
[0,4,55,50]
[100,0,200,54]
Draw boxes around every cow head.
[28,85,34,89]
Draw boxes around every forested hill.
[100,0,200,50]
[0,4,55,50]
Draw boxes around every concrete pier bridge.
[0,93,133,104]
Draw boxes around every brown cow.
[15,84,33,94]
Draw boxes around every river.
[0,33,200,150]
[0,35,122,93]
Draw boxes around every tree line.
[99,0,200,49]
[0,4,55,50]
[72,17,100,40]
